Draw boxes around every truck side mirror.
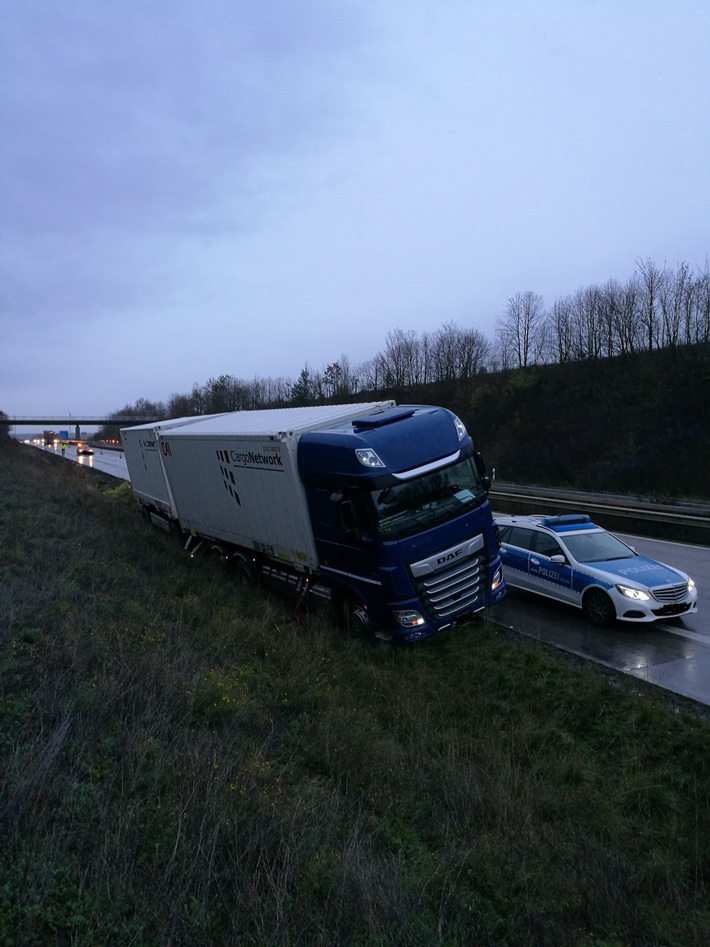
[474,451,491,491]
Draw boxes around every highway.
[25,439,710,707]
[32,439,130,479]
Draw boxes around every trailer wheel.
[342,597,370,636]
[233,554,259,589]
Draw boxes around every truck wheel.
[342,598,370,636]
[233,555,258,589]
[582,588,615,627]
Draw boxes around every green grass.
[1,437,709,945]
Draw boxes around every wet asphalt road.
[29,441,710,706]
[491,532,710,707]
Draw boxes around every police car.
[495,513,698,626]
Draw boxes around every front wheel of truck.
[342,597,371,636]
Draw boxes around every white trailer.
[121,415,230,525]
[153,403,394,569]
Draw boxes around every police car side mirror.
[550,555,566,564]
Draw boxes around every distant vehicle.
[77,445,94,456]
[495,513,697,626]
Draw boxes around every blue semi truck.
[121,402,505,642]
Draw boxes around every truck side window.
[339,499,358,532]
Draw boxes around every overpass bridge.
[2,416,159,427]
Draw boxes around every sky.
[2,0,709,431]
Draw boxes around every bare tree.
[381,328,425,386]
[636,257,666,350]
[257,375,291,406]
[569,285,606,359]
[599,278,624,357]
[545,296,574,363]
[614,275,643,355]
[431,320,490,381]
[693,260,710,343]
[190,382,208,415]
[496,291,546,368]
[357,357,377,392]
[658,262,689,348]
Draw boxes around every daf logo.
[437,550,463,565]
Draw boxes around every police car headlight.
[615,584,651,601]
[393,609,426,627]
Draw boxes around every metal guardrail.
[489,482,710,545]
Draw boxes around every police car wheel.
[583,588,615,627]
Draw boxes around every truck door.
[305,487,381,584]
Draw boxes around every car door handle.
[530,558,540,565]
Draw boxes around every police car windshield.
[562,529,635,564]
[371,456,485,538]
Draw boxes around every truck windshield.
[371,456,487,539]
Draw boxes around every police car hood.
[586,555,685,587]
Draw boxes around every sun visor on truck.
[351,407,416,428]
[297,405,471,485]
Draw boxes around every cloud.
[1,0,708,425]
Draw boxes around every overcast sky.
[2,0,709,430]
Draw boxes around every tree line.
[94,256,708,435]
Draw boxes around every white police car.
[495,513,698,626]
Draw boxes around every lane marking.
[655,623,710,647]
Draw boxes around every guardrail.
[489,482,710,545]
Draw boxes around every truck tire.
[233,554,259,589]
[582,588,615,627]
[342,597,370,636]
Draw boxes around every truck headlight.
[615,584,650,601]
[491,565,504,591]
[355,448,384,468]
[393,609,426,627]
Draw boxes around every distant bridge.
[3,416,160,427]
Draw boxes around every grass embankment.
[1,438,709,946]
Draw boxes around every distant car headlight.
[615,584,651,601]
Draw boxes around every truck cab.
[297,405,505,641]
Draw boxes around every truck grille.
[651,582,689,604]
[414,554,484,619]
